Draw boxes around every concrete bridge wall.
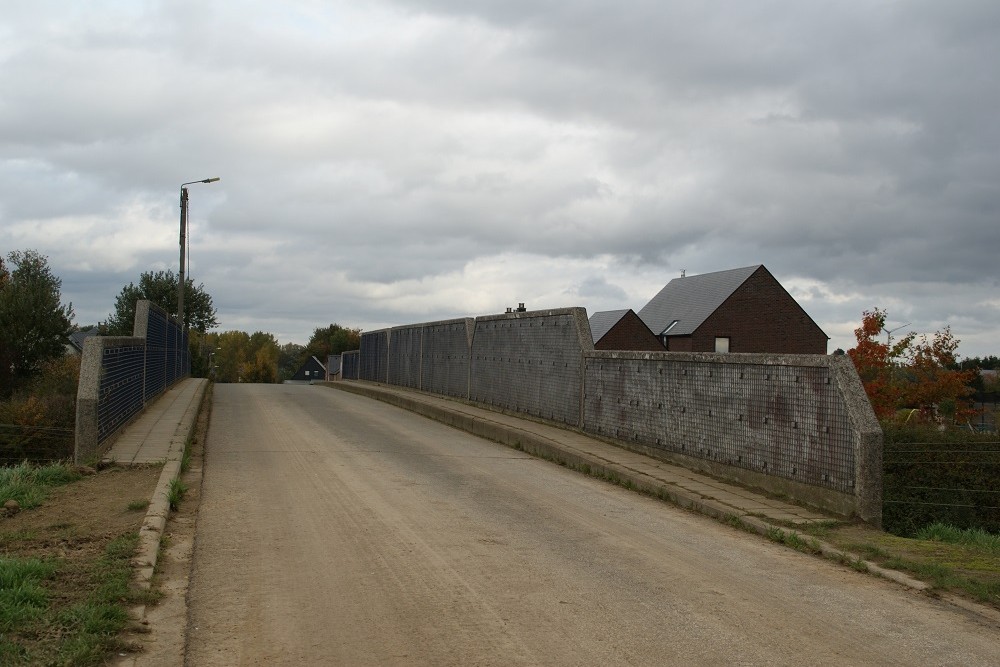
[348,307,882,523]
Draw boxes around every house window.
[304,370,310,377]
[715,337,730,353]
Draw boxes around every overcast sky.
[2,1,998,356]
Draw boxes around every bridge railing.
[75,301,189,462]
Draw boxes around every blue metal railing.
[94,302,190,445]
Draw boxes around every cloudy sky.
[2,1,998,356]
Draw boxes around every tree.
[106,269,218,335]
[208,330,280,383]
[0,250,75,397]
[847,308,975,422]
[302,324,361,368]
[278,342,305,382]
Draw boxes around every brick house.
[637,265,828,354]
[589,309,665,351]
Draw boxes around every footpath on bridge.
[326,380,834,528]
[104,377,208,591]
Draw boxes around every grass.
[127,499,150,512]
[0,533,153,664]
[827,523,1000,607]
[0,461,81,509]
[915,522,1000,553]
[0,557,57,632]
[167,478,187,511]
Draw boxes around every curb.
[326,381,1000,625]
[133,380,208,590]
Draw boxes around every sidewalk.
[104,378,208,465]
[102,377,207,596]
[328,381,834,527]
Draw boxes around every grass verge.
[0,532,157,665]
[823,523,1000,608]
[0,461,81,509]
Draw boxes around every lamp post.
[178,177,220,330]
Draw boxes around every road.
[187,384,999,665]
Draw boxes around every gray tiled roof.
[637,265,762,336]
[588,309,630,343]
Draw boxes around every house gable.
[290,355,327,382]
[590,309,664,351]
[637,265,761,338]
[691,266,828,354]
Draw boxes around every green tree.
[302,324,361,368]
[278,342,305,382]
[106,269,218,335]
[0,250,74,397]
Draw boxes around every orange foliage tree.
[847,308,975,422]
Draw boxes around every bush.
[0,356,78,463]
[882,422,1000,536]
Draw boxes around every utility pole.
[178,178,220,330]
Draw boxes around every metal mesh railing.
[97,343,145,443]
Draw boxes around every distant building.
[589,309,664,351]
[287,356,327,384]
[326,354,342,381]
[65,330,98,355]
[637,265,828,354]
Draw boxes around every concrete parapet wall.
[420,318,474,398]
[387,325,422,389]
[341,350,360,379]
[469,308,593,427]
[359,329,389,382]
[582,351,881,523]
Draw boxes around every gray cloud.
[1,0,998,357]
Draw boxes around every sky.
[2,1,998,356]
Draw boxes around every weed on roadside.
[127,499,150,512]
[167,478,188,511]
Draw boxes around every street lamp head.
[181,177,221,188]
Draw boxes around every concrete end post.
[74,337,103,464]
[831,354,884,527]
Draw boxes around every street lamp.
[178,177,220,330]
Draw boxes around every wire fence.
[882,438,1000,536]
[0,423,75,466]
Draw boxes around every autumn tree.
[208,330,280,383]
[848,308,975,422]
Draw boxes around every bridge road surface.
[186,384,1000,666]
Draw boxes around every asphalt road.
[186,384,1000,666]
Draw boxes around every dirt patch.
[0,464,162,663]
